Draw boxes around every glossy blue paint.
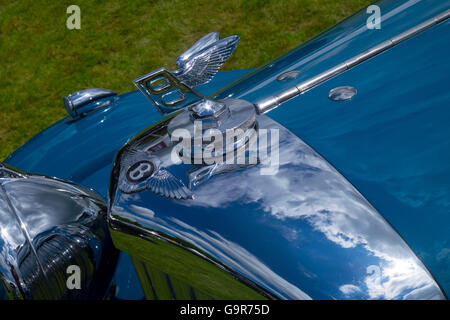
[109,114,444,299]
[213,1,450,295]
[267,19,450,296]
[213,0,450,103]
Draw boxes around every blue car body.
[4,0,450,299]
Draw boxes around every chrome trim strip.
[255,9,450,114]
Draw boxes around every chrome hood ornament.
[133,32,239,114]
[174,32,240,87]
[128,32,261,201]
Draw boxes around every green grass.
[0,0,372,160]
[111,229,267,299]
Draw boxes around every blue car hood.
[5,0,450,296]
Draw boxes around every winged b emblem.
[133,32,240,114]
[118,148,192,200]
[173,32,240,87]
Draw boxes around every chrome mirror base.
[64,88,117,119]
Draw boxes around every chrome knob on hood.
[64,88,117,119]
[132,32,259,164]
[167,98,257,164]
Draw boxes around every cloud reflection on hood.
[175,117,443,299]
[112,203,311,299]
[111,116,444,299]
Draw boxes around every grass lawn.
[0,0,372,160]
